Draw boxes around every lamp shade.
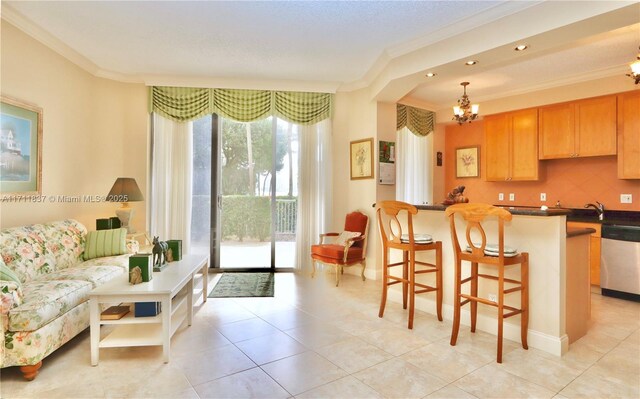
[107,178,144,202]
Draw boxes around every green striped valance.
[149,86,333,125]
[397,104,435,137]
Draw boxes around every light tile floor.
[1,271,639,399]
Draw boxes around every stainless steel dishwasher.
[600,224,640,302]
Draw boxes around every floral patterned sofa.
[0,219,132,380]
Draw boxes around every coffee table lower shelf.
[99,301,188,348]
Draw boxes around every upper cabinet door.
[575,95,617,157]
[618,91,640,179]
[511,108,539,181]
[484,113,510,181]
[538,103,575,159]
[484,108,538,182]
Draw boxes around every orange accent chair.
[445,203,529,363]
[310,211,369,286]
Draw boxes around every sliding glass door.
[190,115,297,270]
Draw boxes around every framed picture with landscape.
[0,96,43,195]
[350,138,374,180]
[455,146,479,178]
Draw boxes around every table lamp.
[107,177,144,233]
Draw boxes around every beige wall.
[331,89,379,278]
[0,22,148,231]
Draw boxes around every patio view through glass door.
[190,115,298,270]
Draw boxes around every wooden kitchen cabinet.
[567,221,602,286]
[617,90,640,179]
[484,108,538,181]
[539,95,617,159]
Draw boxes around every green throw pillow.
[0,256,21,286]
[83,228,127,260]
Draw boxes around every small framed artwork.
[436,151,443,166]
[350,138,374,180]
[1,96,43,195]
[455,146,479,178]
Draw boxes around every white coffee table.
[89,254,208,365]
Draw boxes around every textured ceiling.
[3,1,639,108]
[4,0,505,82]
[409,25,640,107]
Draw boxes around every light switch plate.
[540,193,546,201]
[498,193,504,201]
[509,193,515,201]
[621,194,632,204]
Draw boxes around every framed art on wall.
[455,146,479,178]
[0,96,43,195]
[350,138,374,180]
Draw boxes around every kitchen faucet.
[584,201,605,221]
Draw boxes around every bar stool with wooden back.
[445,203,529,363]
[377,200,443,329]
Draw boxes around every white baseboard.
[387,289,568,357]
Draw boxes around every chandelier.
[627,47,640,85]
[452,82,479,124]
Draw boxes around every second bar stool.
[377,201,443,329]
[445,203,529,363]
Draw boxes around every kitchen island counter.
[386,205,588,357]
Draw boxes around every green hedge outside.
[221,195,271,241]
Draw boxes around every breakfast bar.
[387,205,588,357]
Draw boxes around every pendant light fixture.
[452,82,479,124]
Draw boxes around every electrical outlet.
[489,294,497,302]
[509,193,515,201]
[540,193,547,201]
[621,194,633,204]
[498,193,504,201]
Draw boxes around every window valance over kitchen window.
[148,86,333,125]
[396,104,435,137]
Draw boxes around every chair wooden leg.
[360,260,366,281]
[521,254,529,350]
[450,259,462,346]
[379,250,389,318]
[497,267,505,363]
[311,260,316,278]
[20,361,42,381]
[408,251,416,329]
[470,262,478,333]
[335,265,341,287]
[436,243,443,321]
[402,251,408,310]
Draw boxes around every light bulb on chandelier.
[452,82,479,125]
[627,46,640,85]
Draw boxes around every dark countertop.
[565,208,640,227]
[415,204,571,217]
[567,227,597,238]
[415,204,640,225]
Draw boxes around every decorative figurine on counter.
[443,185,470,205]
[152,236,169,268]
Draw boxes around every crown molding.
[2,4,99,76]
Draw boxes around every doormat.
[208,273,275,298]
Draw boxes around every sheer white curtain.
[151,113,193,254]
[295,119,332,272]
[396,127,432,205]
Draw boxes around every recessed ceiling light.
[514,44,528,51]
[465,60,478,66]
[426,72,437,77]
